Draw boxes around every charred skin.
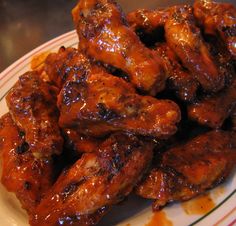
[6,71,63,159]
[194,0,236,59]
[58,71,180,139]
[136,130,236,210]
[165,5,226,92]
[29,133,153,226]
[188,78,236,129]
[72,0,166,95]
[0,113,54,213]
[44,47,104,89]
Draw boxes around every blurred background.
[0,0,233,72]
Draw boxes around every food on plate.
[0,0,236,225]
[154,43,199,101]
[72,0,166,95]
[194,0,236,59]
[0,114,54,213]
[6,71,63,159]
[29,133,153,226]
[188,78,236,128]
[136,130,236,210]
[58,70,180,138]
[165,5,226,92]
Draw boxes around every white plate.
[0,30,236,226]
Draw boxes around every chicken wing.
[165,5,226,92]
[0,113,54,213]
[136,130,236,210]
[188,78,236,129]
[6,71,63,159]
[44,47,103,89]
[155,43,198,102]
[72,0,166,95]
[194,0,236,59]
[58,71,180,139]
[29,133,153,226]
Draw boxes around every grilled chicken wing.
[44,47,103,89]
[194,0,236,59]
[127,8,169,32]
[58,71,180,139]
[155,43,198,102]
[165,5,226,92]
[0,113,54,213]
[6,71,63,159]
[29,133,153,226]
[72,0,166,95]
[188,78,236,129]
[136,130,236,210]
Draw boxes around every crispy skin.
[44,47,103,89]
[72,0,166,95]
[194,0,236,59]
[63,128,102,153]
[127,8,169,32]
[58,71,180,139]
[29,133,153,226]
[0,114,54,213]
[136,130,236,210]
[6,71,63,159]
[188,79,236,129]
[155,43,198,102]
[165,5,225,92]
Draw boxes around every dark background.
[0,0,233,72]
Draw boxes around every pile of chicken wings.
[0,0,236,225]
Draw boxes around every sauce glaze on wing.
[72,0,166,95]
[0,113,54,213]
[136,130,236,210]
[6,71,63,159]
[58,71,180,139]
[30,133,153,226]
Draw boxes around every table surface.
[0,0,234,73]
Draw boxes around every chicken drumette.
[6,71,63,159]
[136,130,236,210]
[29,133,154,226]
[72,0,166,95]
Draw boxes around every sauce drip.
[181,193,215,215]
[145,210,173,226]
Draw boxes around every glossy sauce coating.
[188,78,236,129]
[136,130,236,210]
[155,43,198,102]
[6,71,63,159]
[72,0,166,95]
[58,71,180,139]
[44,47,104,89]
[194,0,236,59]
[0,113,54,213]
[127,8,169,32]
[165,5,225,92]
[30,133,153,226]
